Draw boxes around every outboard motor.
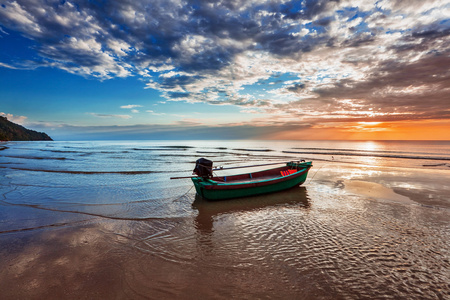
[193,158,213,178]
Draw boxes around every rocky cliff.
[0,116,53,141]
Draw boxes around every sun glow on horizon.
[264,119,450,141]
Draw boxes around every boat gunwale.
[211,165,288,182]
[213,163,310,180]
[197,164,312,190]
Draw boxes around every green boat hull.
[192,162,312,201]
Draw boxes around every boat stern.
[191,177,214,198]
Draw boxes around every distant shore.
[0,116,52,141]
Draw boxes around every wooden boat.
[191,159,312,201]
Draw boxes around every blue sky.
[1,0,449,140]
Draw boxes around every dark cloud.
[156,74,203,90]
[190,2,261,41]
[0,0,338,75]
[167,92,191,99]
[280,0,335,20]
[342,33,375,48]
[287,83,306,92]
[255,32,319,56]
[312,16,334,27]
[288,52,450,123]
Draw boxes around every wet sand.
[0,161,449,299]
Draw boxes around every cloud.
[88,113,132,119]
[1,0,449,129]
[120,104,142,113]
[0,62,19,69]
[120,105,142,109]
[146,110,165,116]
[0,26,8,35]
[1,112,27,124]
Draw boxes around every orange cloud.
[266,119,450,140]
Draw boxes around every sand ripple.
[105,189,450,299]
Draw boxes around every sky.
[0,0,449,140]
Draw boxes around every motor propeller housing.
[193,158,213,178]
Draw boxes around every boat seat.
[280,169,297,176]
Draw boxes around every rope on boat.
[307,163,325,184]
[172,185,194,202]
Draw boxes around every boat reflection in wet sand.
[192,185,311,235]
[190,158,312,201]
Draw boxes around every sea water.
[0,140,449,299]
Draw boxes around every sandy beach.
[0,141,449,299]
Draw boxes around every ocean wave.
[291,147,434,156]
[159,154,216,157]
[196,151,230,155]
[40,149,81,153]
[1,155,70,161]
[282,150,450,161]
[232,148,274,152]
[161,145,195,148]
[131,148,188,151]
[0,166,174,175]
